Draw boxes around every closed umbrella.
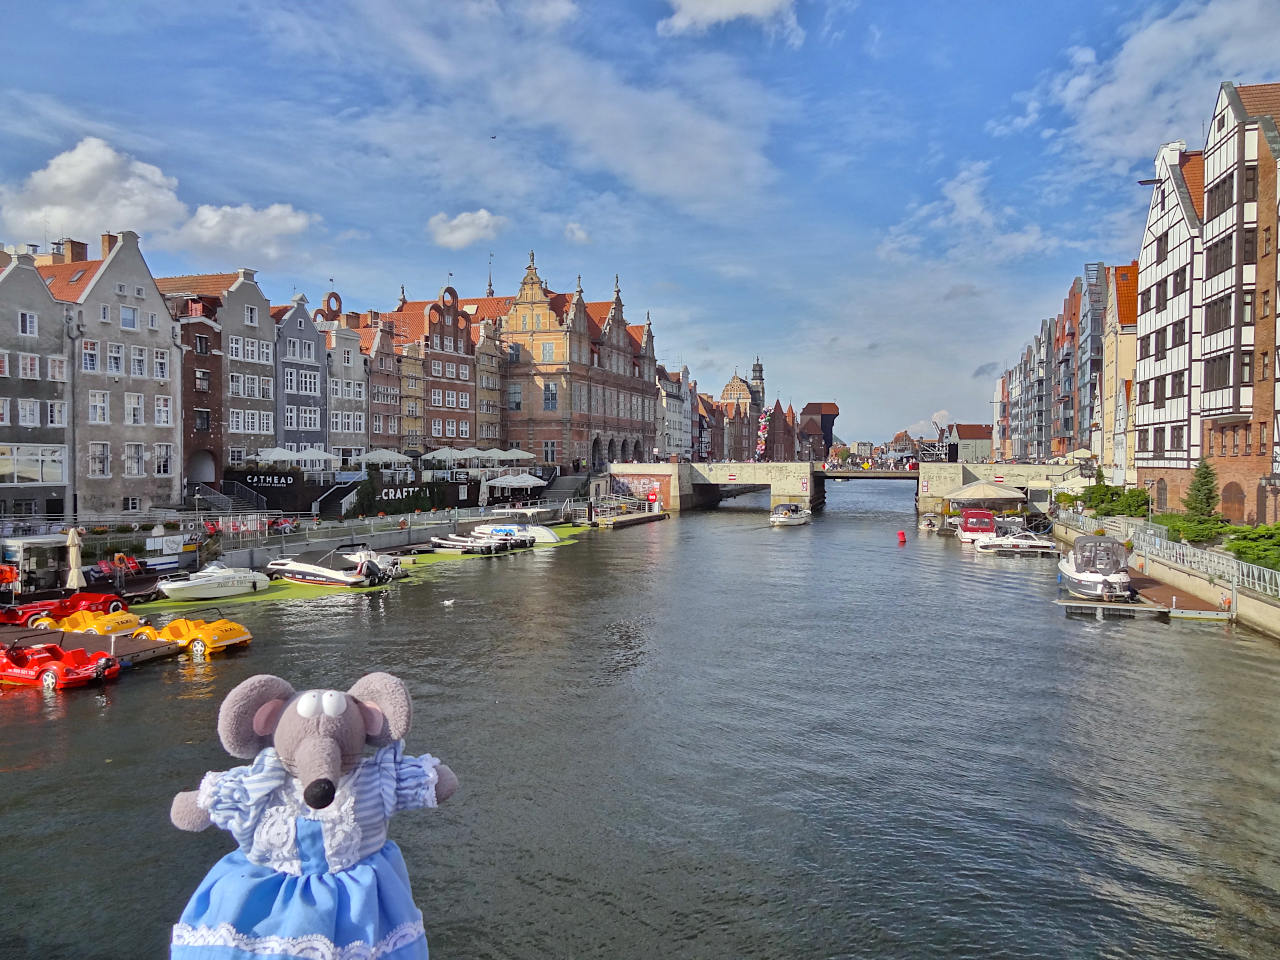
[65,527,86,590]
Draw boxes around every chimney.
[343,311,361,329]
[101,233,119,258]
[66,238,88,263]
[236,267,257,283]
[26,243,39,256]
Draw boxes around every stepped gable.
[37,259,105,301]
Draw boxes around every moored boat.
[769,503,812,526]
[1057,535,1132,600]
[974,531,1059,557]
[266,549,388,587]
[918,512,941,532]
[158,562,271,601]
[472,522,560,544]
[336,543,407,580]
[956,509,998,544]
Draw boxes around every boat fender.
[251,579,258,592]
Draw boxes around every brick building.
[170,293,224,486]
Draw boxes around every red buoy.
[897,530,906,543]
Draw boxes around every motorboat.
[472,522,560,544]
[336,543,407,580]
[769,503,812,526]
[266,549,389,587]
[1058,535,1132,600]
[430,536,485,555]
[157,562,271,601]
[956,509,998,544]
[974,531,1059,557]
[917,512,941,532]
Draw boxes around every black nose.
[304,778,336,809]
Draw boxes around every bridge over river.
[609,462,826,511]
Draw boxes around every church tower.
[749,356,765,419]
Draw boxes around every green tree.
[1095,465,1105,486]
[1182,458,1220,518]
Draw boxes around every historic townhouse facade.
[656,363,692,459]
[157,270,276,469]
[356,314,402,452]
[1099,261,1139,486]
[0,249,70,515]
[1051,279,1082,458]
[313,293,370,468]
[40,232,182,514]
[1076,263,1106,453]
[273,293,328,460]
[397,345,426,456]
[168,292,224,486]
[469,317,505,447]
[485,255,655,469]
[380,287,478,451]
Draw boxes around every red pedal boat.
[0,641,121,690]
[0,592,126,628]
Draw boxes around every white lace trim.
[196,771,222,810]
[172,919,425,959]
[246,779,364,875]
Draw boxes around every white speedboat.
[266,549,389,587]
[918,513,941,532]
[158,562,271,601]
[975,531,1059,557]
[1058,535,1131,600]
[769,503,812,526]
[956,509,998,544]
[337,542,407,579]
[472,522,560,544]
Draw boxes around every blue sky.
[2,0,1278,441]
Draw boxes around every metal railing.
[221,480,268,511]
[1057,510,1280,600]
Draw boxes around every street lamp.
[194,492,203,564]
[1143,478,1155,527]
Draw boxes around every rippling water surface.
[3,481,1280,958]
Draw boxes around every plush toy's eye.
[296,691,322,718]
[322,691,348,717]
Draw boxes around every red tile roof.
[1111,261,1139,327]
[38,260,105,301]
[154,273,239,297]
[1179,152,1204,221]
[1236,83,1280,121]
[626,323,647,353]
[269,305,290,322]
[951,423,992,440]
[800,402,840,416]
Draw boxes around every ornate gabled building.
[482,253,655,469]
[272,293,328,462]
[311,292,370,468]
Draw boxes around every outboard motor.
[357,559,383,585]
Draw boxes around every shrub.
[1152,512,1228,544]
[1093,528,1107,536]
[115,523,135,533]
[163,521,180,531]
[91,526,110,535]
[1224,523,1280,570]
[1096,488,1150,517]
[1055,492,1078,506]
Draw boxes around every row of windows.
[80,341,169,378]
[329,379,366,401]
[1204,291,1255,335]
[227,336,274,365]
[0,444,65,485]
[87,442,173,478]
[330,411,367,434]
[428,418,470,438]
[371,414,399,435]
[86,391,173,426]
[227,409,275,434]
[284,369,320,395]
[1208,421,1270,457]
[427,389,469,409]
[229,374,275,399]
[0,352,68,381]
[1139,267,1188,313]
[283,406,323,431]
[1135,426,1187,454]
[1137,371,1187,406]
[283,338,318,362]
[0,398,68,428]
[1203,352,1254,392]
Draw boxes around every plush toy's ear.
[347,672,411,746]
[219,675,296,758]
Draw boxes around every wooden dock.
[595,511,669,529]
[0,624,182,666]
[1055,573,1233,623]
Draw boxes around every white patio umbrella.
[475,449,504,461]
[504,449,535,460]
[254,447,297,462]
[504,472,547,488]
[456,447,485,458]
[65,527,86,590]
[293,448,342,464]
[421,448,463,463]
[360,449,413,465]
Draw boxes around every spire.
[644,309,651,330]
[486,267,494,298]
[576,273,583,295]
[614,273,621,297]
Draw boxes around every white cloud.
[657,0,804,48]
[516,0,578,27]
[907,409,950,436]
[0,137,318,265]
[989,0,1280,170]
[170,203,317,264]
[877,160,1055,265]
[427,209,507,249]
[564,221,590,244]
[0,136,186,241]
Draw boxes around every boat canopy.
[1071,536,1127,574]
[771,503,803,515]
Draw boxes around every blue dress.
[172,742,441,960]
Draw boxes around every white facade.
[1135,141,1204,472]
[656,363,692,459]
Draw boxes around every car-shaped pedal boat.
[0,640,120,690]
[0,591,126,628]
[131,615,252,658]
[31,609,146,635]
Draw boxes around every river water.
[2,480,1280,959]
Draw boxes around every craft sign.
[244,474,294,486]
[378,486,425,500]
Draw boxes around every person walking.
[112,553,128,594]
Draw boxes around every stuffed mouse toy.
[169,672,457,959]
